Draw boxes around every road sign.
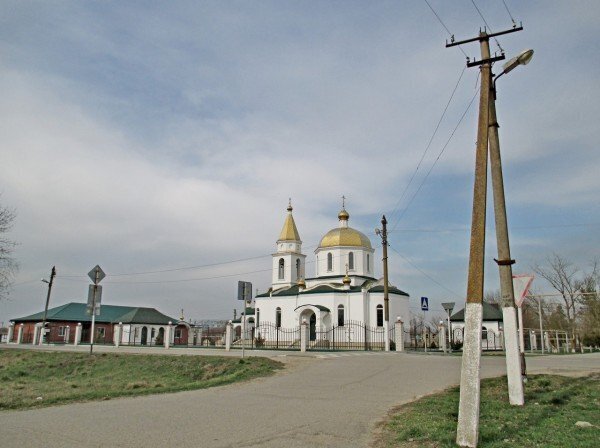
[442,302,455,315]
[88,265,106,284]
[512,275,534,308]
[421,296,429,311]
[237,281,252,301]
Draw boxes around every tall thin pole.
[39,266,56,345]
[538,297,544,354]
[456,32,491,448]
[488,84,524,405]
[89,270,99,355]
[381,215,390,351]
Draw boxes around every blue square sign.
[421,296,429,311]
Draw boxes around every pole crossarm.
[467,54,505,67]
[446,25,523,48]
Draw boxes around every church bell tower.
[272,200,306,288]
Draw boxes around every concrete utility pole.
[446,24,526,447]
[488,89,524,405]
[39,266,56,345]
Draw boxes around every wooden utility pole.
[381,215,390,351]
[39,266,56,345]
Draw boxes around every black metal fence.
[251,323,300,350]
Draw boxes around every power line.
[388,65,467,223]
[501,0,517,26]
[389,222,600,234]
[388,243,462,297]
[389,83,480,233]
[423,0,468,58]
[470,0,505,53]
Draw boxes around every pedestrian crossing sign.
[421,297,429,311]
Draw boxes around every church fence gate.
[251,323,301,350]
[308,321,386,351]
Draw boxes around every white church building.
[253,202,410,344]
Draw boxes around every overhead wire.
[387,65,467,224]
[388,243,462,298]
[500,0,517,26]
[470,0,505,53]
[423,0,468,58]
[389,82,480,233]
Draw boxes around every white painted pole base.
[456,302,482,448]
[384,321,390,352]
[502,307,524,405]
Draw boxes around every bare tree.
[0,201,18,300]
[533,254,581,332]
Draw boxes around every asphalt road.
[1,347,599,448]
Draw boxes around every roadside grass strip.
[0,348,282,410]
[376,374,599,448]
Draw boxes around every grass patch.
[376,374,600,447]
[0,348,282,411]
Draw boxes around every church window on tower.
[376,305,384,327]
[296,259,301,279]
[276,308,282,328]
[348,252,354,270]
[327,253,333,272]
[256,309,260,327]
[367,254,370,273]
[278,258,285,280]
[337,305,345,326]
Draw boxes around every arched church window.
[367,254,370,273]
[327,253,333,272]
[276,308,282,328]
[481,326,488,340]
[296,259,301,279]
[376,305,383,327]
[348,252,354,270]
[337,305,345,327]
[256,309,260,327]
[278,258,285,280]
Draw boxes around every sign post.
[237,281,252,358]
[421,297,429,352]
[87,265,106,355]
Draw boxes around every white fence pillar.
[300,319,308,353]
[115,322,122,347]
[225,321,232,351]
[395,317,404,352]
[7,322,14,343]
[165,322,172,349]
[17,324,24,344]
[529,331,536,351]
[74,323,82,346]
[439,323,447,353]
[543,331,550,353]
[33,324,40,346]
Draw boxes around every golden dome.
[318,227,372,249]
[338,208,349,221]
[297,278,306,288]
[342,275,351,285]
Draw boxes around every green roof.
[451,302,503,322]
[368,285,409,296]
[12,302,179,325]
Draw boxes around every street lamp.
[493,49,534,95]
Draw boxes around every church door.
[309,313,316,341]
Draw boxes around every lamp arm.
[492,71,506,100]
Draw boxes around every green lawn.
[0,348,282,410]
[376,374,599,448]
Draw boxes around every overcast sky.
[1,1,599,324]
